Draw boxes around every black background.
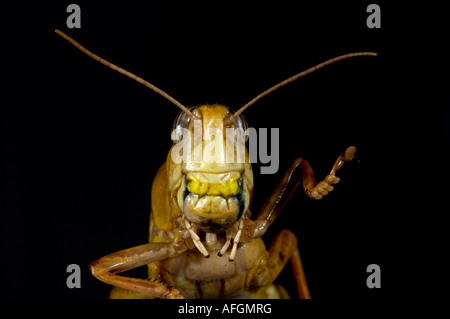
[2,1,423,301]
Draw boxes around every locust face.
[169,105,253,233]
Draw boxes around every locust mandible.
[56,29,376,299]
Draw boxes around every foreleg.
[89,241,187,299]
[249,146,356,239]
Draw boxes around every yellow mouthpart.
[186,173,241,197]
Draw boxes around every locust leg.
[251,229,311,299]
[305,146,357,200]
[245,147,356,298]
[248,146,356,239]
[89,241,188,299]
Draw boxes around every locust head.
[168,105,253,233]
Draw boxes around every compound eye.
[171,108,193,142]
[233,114,249,142]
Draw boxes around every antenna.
[55,29,194,120]
[227,52,377,125]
